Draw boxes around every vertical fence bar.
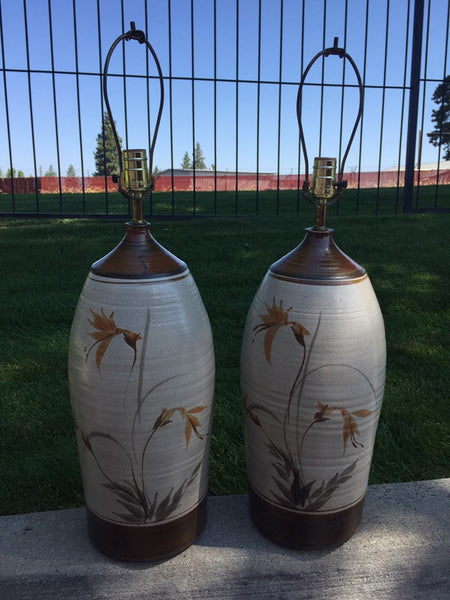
[356,0,370,215]
[375,0,390,215]
[235,0,239,215]
[213,0,218,214]
[144,0,154,215]
[121,0,129,152]
[335,0,348,217]
[23,0,39,212]
[318,0,327,157]
[0,0,15,212]
[296,0,306,216]
[47,0,63,212]
[404,0,424,213]
[167,0,175,216]
[72,0,86,213]
[415,0,431,209]
[145,1,151,214]
[121,0,130,215]
[167,0,175,214]
[276,0,284,215]
[190,0,196,215]
[434,1,450,208]
[255,0,262,215]
[96,0,109,214]
[395,0,411,214]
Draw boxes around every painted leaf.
[155,488,174,521]
[187,460,203,486]
[168,482,186,514]
[352,409,374,417]
[271,490,294,508]
[272,461,289,481]
[188,406,205,414]
[263,324,284,364]
[111,489,142,507]
[272,476,294,502]
[185,418,192,449]
[116,499,146,520]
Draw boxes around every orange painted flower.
[253,297,310,364]
[152,405,206,449]
[152,408,177,431]
[290,322,310,348]
[85,308,142,371]
[313,401,373,455]
[183,406,206,449]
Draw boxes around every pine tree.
[181,151,192,169]
[193,142,206,169]
[427,75,450,160]
[45,164,57,176]
[93,112,122,176]
[66,164,76,177]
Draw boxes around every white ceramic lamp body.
[241,228,386,548]
[68,224,215,560]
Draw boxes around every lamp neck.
[131,197,146,225]
[313,202,328,230]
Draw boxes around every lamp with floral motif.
[241,38,386,549]
[68,23,215,561]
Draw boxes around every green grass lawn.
[0,210,449,515]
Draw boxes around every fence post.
[404,0,424,213]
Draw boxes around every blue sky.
[0,0,449,178]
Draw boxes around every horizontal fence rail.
[0,0,449,219]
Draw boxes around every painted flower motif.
[152,405,206,449]
[290,322,310,348]
[253,297,310,364]
[85,308,142,371]
[152,407,177,430]
[182,406,206,449]
[314,401,374,454]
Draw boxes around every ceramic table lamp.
[241,39,386,549]
[68,24,215,561]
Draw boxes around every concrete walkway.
[1,479,449,599]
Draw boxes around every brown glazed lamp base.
[249,486,365,550]
[87,496,207,562]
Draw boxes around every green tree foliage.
[0,167,3,177]
[66,164,76,177]
[45,165,57,176]
[6,168,16,178]
[193,142,206,169]
[427,75,450,160]
[181,143,207,169]
[93,111,122,176]
[17,170,24,177]
[181,151,192,169]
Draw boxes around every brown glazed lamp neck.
[91,222,187,279]
[270,227,366,282]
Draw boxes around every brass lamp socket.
[310,157,336,201]
[122,149,150,197]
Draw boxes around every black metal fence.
[0,0,449,218]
